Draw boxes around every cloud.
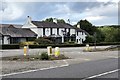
[0,2,23,21]
[0,1,118,26]
[83,16,105,21]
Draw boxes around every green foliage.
[57,19,65,23]
[40,52,49,60]
[77,19,96,35]
[83,35,94,43]
[35,37,53,44]
[98,26,120,42]
[2,44,20,49]
[19,41,36,47]
[50,54,69,60]
[45,18,53,22]
[95,29,105,42]
[44,18,66,23]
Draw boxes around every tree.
[44,18,66,23]
[83,35,94,43]
[95,28,105,42]
[99,26,120,42]
[76,19,96,35]
[57,19,65,23]
[45,18,53,22]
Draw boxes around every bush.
[50,54,69,60]
[40,52,49,60]
[19,41,37,47]
[2,44,20,49]
[35,37,53,44]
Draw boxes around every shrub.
[35,37,53,44]
[50,54,69,60]
[19,41,36,47]
[40,52,49,60]
[2,44,20,49]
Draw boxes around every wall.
[76,31,87,44]
[52,28,57,35]
[70,29,76,36]
[0,36,2,45]
[4,36,10,44]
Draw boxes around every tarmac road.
[2,57,119,79]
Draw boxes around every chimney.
[53,18,57,23]
[27,16,32,22]
[77,24,80,28]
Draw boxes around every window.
[65,28,66,32]
[57,28,59,35]
[50,28,52,35]
[77,32,78,36]
[68,28,70,33]
[82,32,83,35]
[77,39,78,42]
[43,28,45,35]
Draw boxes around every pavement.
[0,46,119,79]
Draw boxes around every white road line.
[0,60,69,77]
[107,56,119,59]
[82,69,120,80]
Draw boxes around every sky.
[0,0,119,26]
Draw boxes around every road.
[0,46,110,57]
[2,57,119,79]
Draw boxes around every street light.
[94,32,96,50]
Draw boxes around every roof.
[0,24,37,37]
[31,21,74,29]
[0,24,22,28]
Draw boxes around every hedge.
[0,42,120,49]
[28,44,86,48]
[1,44,20,49]
[88,42,120,46]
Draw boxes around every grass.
[1,52,69,61]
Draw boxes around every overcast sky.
[0,0,119,26]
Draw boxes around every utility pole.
[94,32,96,50]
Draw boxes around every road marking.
[0,60,69,77]
[107,56,119,59]
[82,69,120,80]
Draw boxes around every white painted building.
[22,16,88,44]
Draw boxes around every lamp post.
[94,32,96,50]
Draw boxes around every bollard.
[47,46,52,55]
[24,46,28,57]
[54,47,60,57]
[86,44,90,51]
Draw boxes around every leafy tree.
[95,28,105,42]
[45,18,53,22]
[83,35,94,43]
[77,19,96,35]
[99,26,120,42]
[57,19,65,23]
[44,18,66,23]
